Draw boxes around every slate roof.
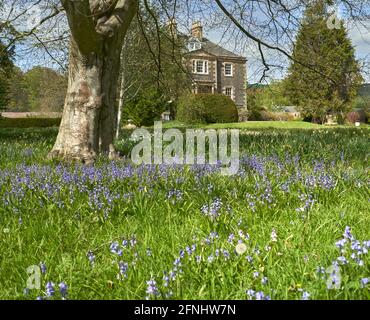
[185,35,246,60]
[200,38,244,59]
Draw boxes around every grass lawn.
[0,126,369,300]
[160,120,369,130]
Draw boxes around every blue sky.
[8,2,370,84]
[206,21,370,84]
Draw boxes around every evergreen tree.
[284,0,363,123]
[0,41,14,111]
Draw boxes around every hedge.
[176,93,238,124]
[0,117,61,128]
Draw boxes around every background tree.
[0,0,368,161]
[23,66,67,112]
[284,1,363,123]
[0,40,14,111]
[117,7,191,131]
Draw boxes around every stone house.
[184,22,248,121]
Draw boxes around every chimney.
[166,18,177,39]
[191,21,203,40]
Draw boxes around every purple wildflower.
[59,282,68,298]
[45,281,55,297]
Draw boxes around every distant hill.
[359,84,370,97]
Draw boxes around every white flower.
[271,228,278,242]
[235,243,247,255]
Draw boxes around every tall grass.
[0,126,369,300]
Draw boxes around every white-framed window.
[224,87,234,100]
[188,41,202,52]
[224,63,233,76]
[192,59,209,75]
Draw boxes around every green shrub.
[0,117,61,128]
[176,93,238,124]
[121,90,169,127]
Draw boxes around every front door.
[198,85,213,94]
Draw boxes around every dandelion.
[236,243,247,255]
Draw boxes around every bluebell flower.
[337,256,348,265]
[343,226,354,241]
[87,251,95,266]
[360,278,369,288]
[261,277,268,285]
[207,255,214,263]
[302,291,310,300]
[246,289,255,299]
[45,281,55,297]
[130,237,137,247]
[39,262,47,274]
[255,291,265,300]
[59,282,68,298]
[335,239,347,249]
[146,279,159,298]
[119,262,128,277]
[110,242,123,256]
[163,273,170,287]
[316,266,326,274]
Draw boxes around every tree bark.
[48,0,138,163]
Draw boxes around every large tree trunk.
[48,0,137,163]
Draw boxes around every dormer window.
[188,39,202,52]
[224,63,233,77]
[192,60,209,75]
